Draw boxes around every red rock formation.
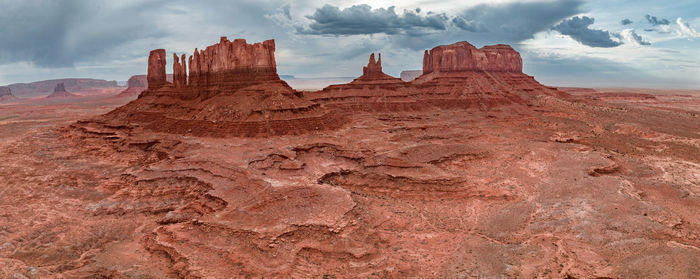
[147,49,167,89]
[423,42,522,74]
[173,54,187,88]
[186,37,279,95]
[103,37,345,137]
[46,83,79,98]
[362,53,382,78]
[308,42,565,112]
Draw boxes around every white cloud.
[676,17,700,38]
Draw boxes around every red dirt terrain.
[1,38,699,278]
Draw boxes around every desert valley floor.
[1,85,699,278]
[1,38,699,278]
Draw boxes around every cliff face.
[105,36,344,137]
[423,42,522,74]
[186,37,279,91]
[147,49,167,89]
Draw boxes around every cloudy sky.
[0,0,698,88]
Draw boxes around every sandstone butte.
[101,38,567,136]
[0,86,12,97]
[46,82,79,98]
[0,86,18,103]
[115,75,147,98]
[104,37,344,137]
[305,41,565,113]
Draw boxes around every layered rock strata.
[102,37,344,137]
[422,42,522,74]
[307,42,564,113]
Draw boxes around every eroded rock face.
[173,54,187,88]
[102,37,345,137]
[147,49,167,89]
[423,42,522,74]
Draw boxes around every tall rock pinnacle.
[147,49,167,89]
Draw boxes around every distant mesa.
[103,36,345,137]
[0,86,19,103]
[0,86,13,97]
[306,41,566,112]
[115,74,174,99]
[400,70,422,82]
[46,83,80,98]
[88,37,566,138]
[422,42,522,74]
[5,78,118,98]
[115,75,147,98]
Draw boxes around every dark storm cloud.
[0,0,168,67]
[452,0,584,41]
[552,16,622,48]
[451,17,486,32]
[621,19,633,25]
[645,14,670,26]
[298,4,448,35]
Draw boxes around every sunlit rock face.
[423,41,523,74]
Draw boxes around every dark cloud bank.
[552,16,622,48]
[0,0,168,67]
[298,4,448,35]
[299,1,643,49]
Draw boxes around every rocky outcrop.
[46,83,79,98]
[423,42,522,74]
[173,54,187,88]
[103,37,345,137]
[307,41,565,113]
[147,49,167,89]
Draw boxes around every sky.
[0,0,699,88]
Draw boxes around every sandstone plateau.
[0,37,699,279]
